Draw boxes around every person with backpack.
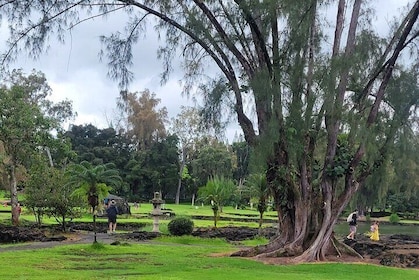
[106,199,119,234]
[346,210,358,240]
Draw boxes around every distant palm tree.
[198,176,236,227]
[246,173,269,232]
[66,161,122,242]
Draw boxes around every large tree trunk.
[296,175,362,261]
[232,178,357,260]
[232,128,357,261]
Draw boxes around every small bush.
[389,213,400,223]
[90,242,106,250]
[168,217,194,236]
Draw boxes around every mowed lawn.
[0,237,418,280]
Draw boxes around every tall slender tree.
[170,106,207,204]
[1,1,418,261]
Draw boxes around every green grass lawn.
[0,237,418,280]
[0,200,418,279]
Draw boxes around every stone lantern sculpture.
[150,191,164,232]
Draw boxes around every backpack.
[346,213,353,223]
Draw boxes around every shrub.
[168,217,194,236]
[389,213,400,223]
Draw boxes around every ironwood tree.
[1,0,418,261]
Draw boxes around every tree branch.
[1,0,85,66]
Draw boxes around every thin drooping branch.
[1,0,85,66]
[0,0,19,9]
[69,5,127,29]
[303,0,318,129]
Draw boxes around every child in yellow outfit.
[370,221,379,241]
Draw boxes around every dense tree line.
[62,124,240,202]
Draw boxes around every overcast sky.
[0,0,412,142]
[1,14,197,133]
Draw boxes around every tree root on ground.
[254,244,303,259]
[231,235,363,262]
[231,236,302,258]
[230,236,285,257]
[331,236,363,259]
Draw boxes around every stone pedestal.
[150,192,164,233]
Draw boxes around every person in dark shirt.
[346,210,358,240]
[106,199,119,234]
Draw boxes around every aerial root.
[331,237,342,258]
[231,237,286,258]
[331,237,364,259]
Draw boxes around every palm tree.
[246,173,269,234]
[66,161,122,242]
[198,176,236,227]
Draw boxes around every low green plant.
[389,213,400,223]
[90,242,106,250]
[168,217,194,236]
